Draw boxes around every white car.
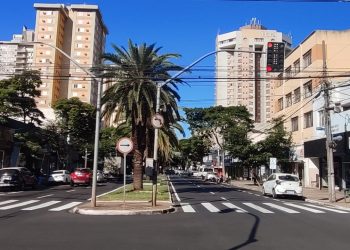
[262,173,303,199]
[48,170,71,184]
[97,170,106,183]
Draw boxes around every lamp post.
[152,49,263,206]
[0,41,102,207]
[0,150,5,168]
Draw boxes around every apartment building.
[0,26,35,80]
[33,3,108,119]
[273,30,350,188]
[215,18,292,128]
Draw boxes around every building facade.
[33,3,108,119]
[215,19,292,127]
[0,26,35,80]
[273,30,350,188]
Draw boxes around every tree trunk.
[132,124,146,190]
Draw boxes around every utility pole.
[84,148,88,168]
[322,40,336,202]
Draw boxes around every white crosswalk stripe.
[181,203,196,213]
[49,201,82,211]
[304,204,349,214]
[201,202,220,212]
[284,203,325,213]
[22,201,61,211]
[222,202,247,213]
[243,203,274,213]
[263,203,300,213]
[0,200,39,210]
[0,200,18,206]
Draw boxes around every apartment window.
[72,92,78,97]
[304,111,313,128]
[45,51,51,55]
[318,110,325,127]
[77,35,82,40]
[303,80,312,98]
[278,98,283,111]
[46,19,53,24]
[286,93,292,107]
[48,27,53,31]
[303,50,312,68]
[41,91,48,96]
[76,43,83,48]
[276,73,283,87]
[285,66,292,79]
[78,12,84,16]
[291,117,299,132]
[78,27,85,32]
[294,87,301,103]
[78,20,84,24]
[293,59,300,75]
[76,51,82,56]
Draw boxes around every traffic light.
[266,42,285,72]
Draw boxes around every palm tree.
[101,39,184,190]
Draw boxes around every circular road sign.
[116,137,134,154]
[151,113,164,129]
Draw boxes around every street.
[0,175,349,250]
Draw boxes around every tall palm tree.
[101,39,184,190]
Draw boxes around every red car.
[70,168,92,186]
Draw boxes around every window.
[293,59,300,75]
[286,93,292,107]
[78,20,84,24]
[294,87,301,103]
[76,43,83,48]
[41,90,48,96]
[291,117,299,132]
[73,84,78,88]
[318,110,325,127]
[278,98,283,111]
[77,35,82,40]
[303,50,312,68]
[304,111,313,128]
[303,80,312,98]
[72,92,78,97]
[285,66,292,79]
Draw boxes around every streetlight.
[0,41,102,207]
[152,49,264,206]
[0,150,5,168]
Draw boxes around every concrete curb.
[304,198,350,211]
[71,205,175,215]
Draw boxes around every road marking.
[304,204,349,213]
[22,201,61,211]
[169,180,181,202]
[272,199,280,201]
[222,202,247,213]
[201,202,220,212]
[197,185,201,188]
[248,192,253,195]
[66,190,76,193]
[49,201,82,211]
[9,191,23,194]
[220,197,228,201]
[37,194,53,199]
[254,194,261,197]
[284,203,325,213]
[0,200,18,206]
[243,203,274,213]
[181,203,196,213]
[210,192,215,195]
[263,203,300,213]
[242,191,246,193]
[0,200,39,210]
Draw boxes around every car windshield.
[76,169,90,173]
[52,170,64,174]
[278,175,299,182]
[0,169,19,176]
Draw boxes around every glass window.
[286,93,292,107]
[278,175,299,182]
[303,50,312,68]
[278,98,283,111]
[303,80,312,98]
[292,116,299,132]
[293,59,300,75]
[304,111,313,128]
[318,110,325,127]
[294,87,301,104]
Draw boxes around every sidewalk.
[230,179,350,210]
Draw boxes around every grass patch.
[98,176,170,201]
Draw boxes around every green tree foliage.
[0,70,44,125]
[101,39,184,190]
[99,124,131,157]
[178,135,211,167]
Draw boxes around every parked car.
[262,173,303,199]
[70,168,92,186]
[97,170,106,183]
[0,167,37,190]
[205,172,219,182]
[48,170,71,184]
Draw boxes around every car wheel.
[262,187,266,196]
[20,181,25,191]
[272,189,278,198]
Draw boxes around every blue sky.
[1,0,349,137]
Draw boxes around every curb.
[71,205,175,215]
[304,198,350,211]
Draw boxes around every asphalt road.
[0,176,349,250]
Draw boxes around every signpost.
[116,137,133,206]
[269,157,277,173]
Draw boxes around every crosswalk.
[178,201,349,215]
[0,199,82,212]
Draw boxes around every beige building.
[33,3,108,119]
[215,18,292,128]
[273,30,350,187]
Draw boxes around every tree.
[101,39,184,190]
[0,70,44,125]
[178,136,211,168]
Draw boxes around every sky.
[1,0,350,137]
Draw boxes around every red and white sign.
[116,137,133,154]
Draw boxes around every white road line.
[220,197,228,201]
[66,190,76,193]
[201,202,220,212]
[9,191,23,194]
[247,192,253,195]
[169,180,181,202]
[37,194,53,199]
[0,200,39,210]
[0,200,18,206]
[243,203,274,213]
[263,203,300,213]
[49,201,82,211]
[304,204,349,214]
[197,185,201,188]
[181,203,196,213]
[22,201,61,211]
[254,194,261,197]
[222,202,247,213]
[210,192,215,195]
[284,203,325,213]
[242,191,246,193]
